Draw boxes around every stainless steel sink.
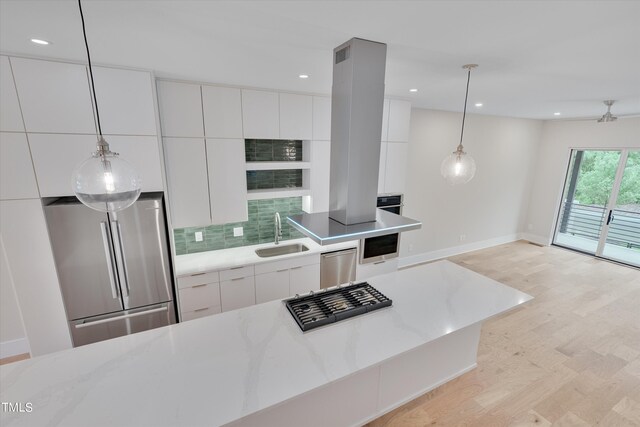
[255,243,309,258]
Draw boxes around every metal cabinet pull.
[192,284,207,288]
[190,272,206,277]
[194,307,209,312]
[230,266,244,270]
[373,260,386,265]
[100,221,119,299]
[231,277,246,281]
[290,266,303,270]
[276,269,289,272]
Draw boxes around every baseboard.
[0,337,30,359]
[520,233,550,247]
[399,233,525,269]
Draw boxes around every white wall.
[524,117,640,245]
[399,109,543,266]
[0,238,29,358]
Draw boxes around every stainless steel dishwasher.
[320,248,357,289]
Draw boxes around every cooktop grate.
[285,282,392,332]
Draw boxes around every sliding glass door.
[554,149,639,267]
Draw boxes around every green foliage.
[573,151,640,206]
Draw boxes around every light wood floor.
[0,352,29,366]
[368,241,640,426]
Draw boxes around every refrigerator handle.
[111,220,130,297]
[74,305,168,329]
[99,221,119,299]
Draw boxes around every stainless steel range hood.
[288,37,421,245]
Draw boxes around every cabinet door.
[255,269,289,304]
[92,67,157,136]
[0,199,72,356]
[220,276,255,311]
[378,142,388,195]
[356,258,398,281]
[387,100,411,142]
[10,57,96,134]
[312,96,331,141]
[179,282,221,312]
[310,140,331,212]
[202,86,243,138]
[0,132,39,200]
[156,81,204,137]
[163,137,211,227]
[0,56,24,132]
[280,93,312,140]
[206,138,248,224]
[107,135,164,191]
[290,263,320,296]
[381,99,390,141]
[384,142,408,194]
[241,89,279,139]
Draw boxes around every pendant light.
[440,64,478,185]
[71,0,141,212]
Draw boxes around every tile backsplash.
[246,170,302,190]
[245,139,302,162]
[173,197,305,255]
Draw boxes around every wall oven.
[359,194,403,264]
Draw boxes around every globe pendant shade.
[440,150,476,185]
[72,151,141,212]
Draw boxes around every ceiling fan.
[597,100,617,123]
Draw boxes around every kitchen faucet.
[274,212,282,245]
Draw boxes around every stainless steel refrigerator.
[44,192,176,347]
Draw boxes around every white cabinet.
[241,89,279,139]
[356,258,399,281]
[0,56,24,132]
[387,100,411,142]
[221,276,256,311]
[310,140,331,213]
[10,57,96,134]
[384,142,409,194]
[312,96,331,141]
[202,86,243,138]
[206,138,248,224]
[92,67,157,136]
[255,269,290,304]
[378,142,388,195]
[290,263,320,296]
[381,99,390,141]
[177,271,222,321]
[156,81,204,137]
[0,133,39,200]
[0,199,72,356]
[28,133,162,197]
[163,138,211,227]
[280,93,312,140]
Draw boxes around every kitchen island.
[0,260,531,427]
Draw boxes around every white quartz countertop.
[174,237,359,276]
[0,260,532,427]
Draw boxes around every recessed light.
[554,112,561,116]
[475,103,483,107]
[409,88,418,93]
[298,74,309,79]
[30,38,50,45]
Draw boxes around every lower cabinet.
[356,258,399,281]
[290,263,321,296]
[255,269,290,304]
[221,276,256,312]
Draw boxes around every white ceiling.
[1,0,639,120]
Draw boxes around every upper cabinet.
[0,56,24,132]
[0,133,39,200]
[280,93,312,140]
[387,100,411,142]
[206,139,248,224]
[91,67,157,136]
[241,89,279,139]
[10,57,96,134]
[202,86,243,138]
[156,81,204,138]
[312,96,331,141]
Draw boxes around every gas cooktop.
[285,282,392,332]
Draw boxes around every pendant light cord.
[458,68,472,149]
[78,0,103,137]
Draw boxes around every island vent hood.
[288,38,421,245]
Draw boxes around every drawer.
[254,253,320,275]
[179,282,221,312]
[219,264,254,281]
[181,305,221,322]
[177,271,220,289]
